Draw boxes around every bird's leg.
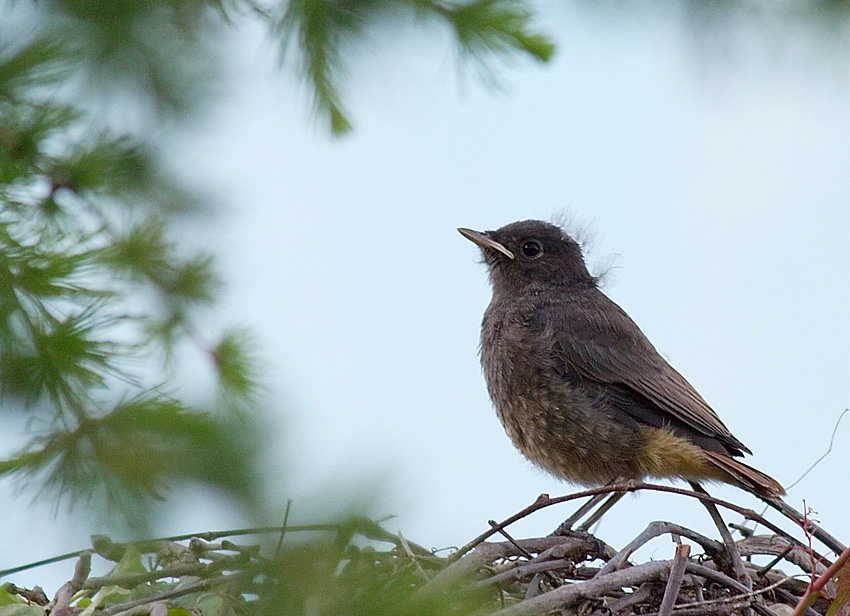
[577,492,625,532]
[548,492,609,536]
[549,478,624,536]
[689,482,750,589]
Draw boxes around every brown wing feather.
[539,289,748,453]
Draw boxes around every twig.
[414,536,597,602]
[44,552,91,616]
[489,520,534,560]
[490,558,676,616]
[549,491,609,535]
[785,408,849,492]
[449,482,830,566]
[4,584,49,606]
[0,549,89,579]
[658,543,690,616]
[791,543,850,616]
[110,603,169,616]
[1,517,432,579]
[776,588,820,616]
[760,497,846,556]
[690,482,750,588]
[486,520,565,596]
[738,535,828,577]
[673,562,778,616]
[82,560,225,591]
[684,561,751,594]
[730,522,755,538]
[273,498,292,559]
[490,558,753,616]
[605,583,653,613]
[660,571,796,614]
[398,531,430,582]
[97,572,243,616]
[756,546,793,578]
[577,492,625,531]
[596,520,723,577]
[477,558,574,588]
[645,601,753,615]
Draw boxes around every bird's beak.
[458,228,515,260]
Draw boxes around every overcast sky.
[5,1,850,590]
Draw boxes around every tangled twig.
[3,484,846,616]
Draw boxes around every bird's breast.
[479,299,647,485]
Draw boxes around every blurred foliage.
[0,0,555,526]
[0,521,494,616]
[8,0,555,135]
[0,36,265,528]
[273,0,554,133]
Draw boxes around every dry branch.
[3,483,846,616]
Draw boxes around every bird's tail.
[703,450,786,498]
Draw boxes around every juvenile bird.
[459,220,784,498]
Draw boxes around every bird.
[459,219,784,499]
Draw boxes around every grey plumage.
[460,220,784,497]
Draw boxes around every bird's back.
[482,285,756,486]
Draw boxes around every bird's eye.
[522,241,542,257]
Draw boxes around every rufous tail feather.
[703,450,785,498]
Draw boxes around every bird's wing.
[534,290,749,453]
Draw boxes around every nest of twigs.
[3,482,847,616]
[420,481,847,616]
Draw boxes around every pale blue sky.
[196,2,850,550]
[5,1,850,590]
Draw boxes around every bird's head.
[458,220,596,295]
